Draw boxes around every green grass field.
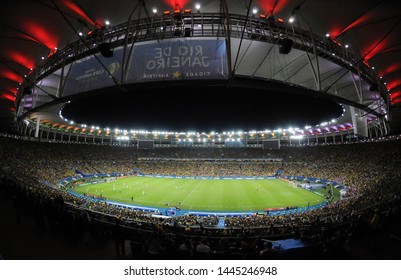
[72,176,326,212]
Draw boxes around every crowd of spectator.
[1,134,401,259]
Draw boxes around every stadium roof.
[1,0,401,133]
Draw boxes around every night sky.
[62,86,343,132]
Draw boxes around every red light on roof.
[1,93,16,102]
[87,30,93,36]
[23,21,59,50]
[0,70,23,83]
[259,14,266,19]
[391,97,401,105]
[47,49,57,58]
[277,18,284,23]
[390,92,401,99]
[174,9,181,14]
[184,9,191,13]
[62,0,100,27]
[7,51,35,69]
[163,10,171,15]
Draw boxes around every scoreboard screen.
[262,139,280,150]
[138,140,154,149]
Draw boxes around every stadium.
[1,0,401,260]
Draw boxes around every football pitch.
[73,176,326,212]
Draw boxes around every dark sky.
[62,86,343,132]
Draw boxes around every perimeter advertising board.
[126,39,228,82]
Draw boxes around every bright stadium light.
[289,16,295,23]
[105,20,110,26]
[152,8,157,14]
[252,8,258,14]
[195,3,201,11]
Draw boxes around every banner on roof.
[126,39,228,83]
[63,47,123,96]
[350,106,368,137]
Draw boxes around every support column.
[35,117,41,138]
[24,123,28,136]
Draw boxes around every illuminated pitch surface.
[73,177,325,212]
